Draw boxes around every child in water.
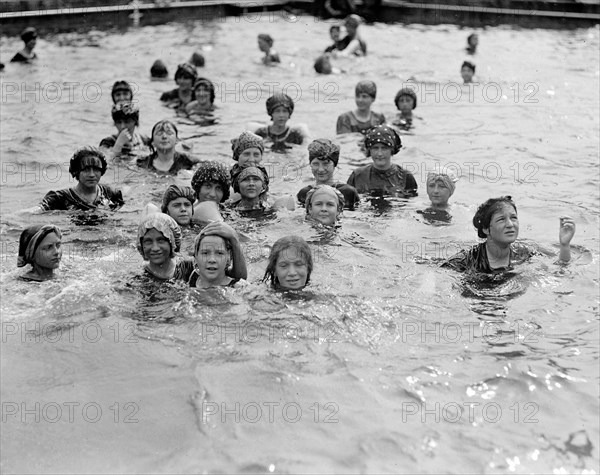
[190,161,231,223]
[257,34,280,65]
[229,166,269,215]
[137,120,198,174]
[185,78,217,124]
[111,81,133,105]
[254,93,310,151]
[11,27,38,63]
[160,62,197,109]
[417,172,458,224]
[305,185,345,227]
[17,225,62,281]
[334,15,367,57]
[336,80,385,135]
[393,87,417,131]
[466,33,478,55]
[99,102,150,159]
[347,125,418,197]
[461,61,475,84]
[263,236,313,290]
[161,185,196,226]
[324,25,344,53]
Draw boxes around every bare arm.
[558,216,576,263]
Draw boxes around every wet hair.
[111,80,133,103]
[472,196,517,239]
[461,61,476,73]
[355,80,377,99]
[150,59,168,78]
[149,120,178,153]
[262,236,313,288]
[189,51,205,67]
[111,102,139,126]
[194,233,233,265]
[69,146,108,178]
[193,77,215,104]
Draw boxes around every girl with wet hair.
[39,146,124,211]
[263,236,313,290]
[17,225,62,281]
[336,80,385,135]
[253,93,310,150]
[305,185,345,226]
[443,196,576,273]
[136,120,198,174]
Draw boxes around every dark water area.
[0,16,599,474]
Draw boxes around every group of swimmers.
[10,20,577,289]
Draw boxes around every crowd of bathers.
[7,19,576,288]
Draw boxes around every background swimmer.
[253,93,310,151]
[263,236,313,290]
[466,33,478,54]
[461,61,476,84]
[160,62,197,110]
[17,225,62,281]
[393,87,417,131]
[257,33,280,65]
[137,120,198,174]
[336,80,385,135]
[100,102,150,159]
[111,80,133,105]
[11,27,38,63]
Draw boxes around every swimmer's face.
[355,93,374,111]
[176,74,194,91]
[461,66,474,84]
[275,248,308,290]
[78,166,102,188]
[238,175,264,200]
[114,117,137,134]
[195,86,212,107]
[142,228,171,266]
[238,147,263,166]
[468,35,479,47]
[152,122,177,151]
[484,203,519,245]
[396,95,415,114]
[197,182,224,203]
[113,90,132,104]
[167,197,193,226]
[310,158,335,184]
[369,143,393,171]
[308,192,339,226]
[427,180,451,207]
[195,235,229,285]
[271,106,290,126]
[258,38,270,52]
[26,38,37,49]
[34,233,62,270]
[330,28,341,41]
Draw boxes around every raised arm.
[558,216,576,263]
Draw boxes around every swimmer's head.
[461,61,475,83]
[394,87,417,111]
[308,138,340,167]
[21,27,37,46]
[345,15,361,32]
[189,51,205,67]
[266,93,294,118]
[258,33,274,52]
[232,166,267,198]
[137,213,182,260]
[263,235,313,290]
[329,25,341,41]
[150,59,168,78]
[355,80,377,100]
[161,185,195,226]
[111,80,133,104]
[472,196,518,239]
[17,225,62,270]
[191,161,231,203]
[193,77,215,105]
[467,33,479,47]
[426,172,458,207]
[111,101,139,128]
[364,125,402,157]
[231,131,264,164]
[174,62,198,84]
[69,146,108,179]
[314,55,332,75]
[305,185,344,226]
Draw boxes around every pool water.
[1,15,599,474]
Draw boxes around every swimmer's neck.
[353,108,371,121]
[269,123,288,135]
[28,264,55,281]
[399,110,412,119]
[74,182,98,200]
[154,146,175,161]
[316,177,335,186]
[485,239,511,263]
[429,202,449,209]
[196,273,228,288]
[239,196,260,208]
[147,259,175,279]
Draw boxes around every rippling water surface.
[1,16,599,474]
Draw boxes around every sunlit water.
[1,15,599,474]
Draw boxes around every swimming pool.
[1,15,599,474]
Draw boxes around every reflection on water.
[0,17,598,474]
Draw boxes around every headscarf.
[232,166,267,194]
[355,80,377,99]
[231,131,264,161]
[394,87,417,110]
[174,62,198,82]
[137,213,182,259]
[364,125,402,156]
[18,225,62,268]
[426,172,458,196]
[308,139,340,166]
[161,185,196,213]
[191,161,231,202]
[305,185,345,214]
[69,146,107,178]
[111,101,139,124]
[21,27,37,43]
[258,33,274,46]
[266,93,294,117]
